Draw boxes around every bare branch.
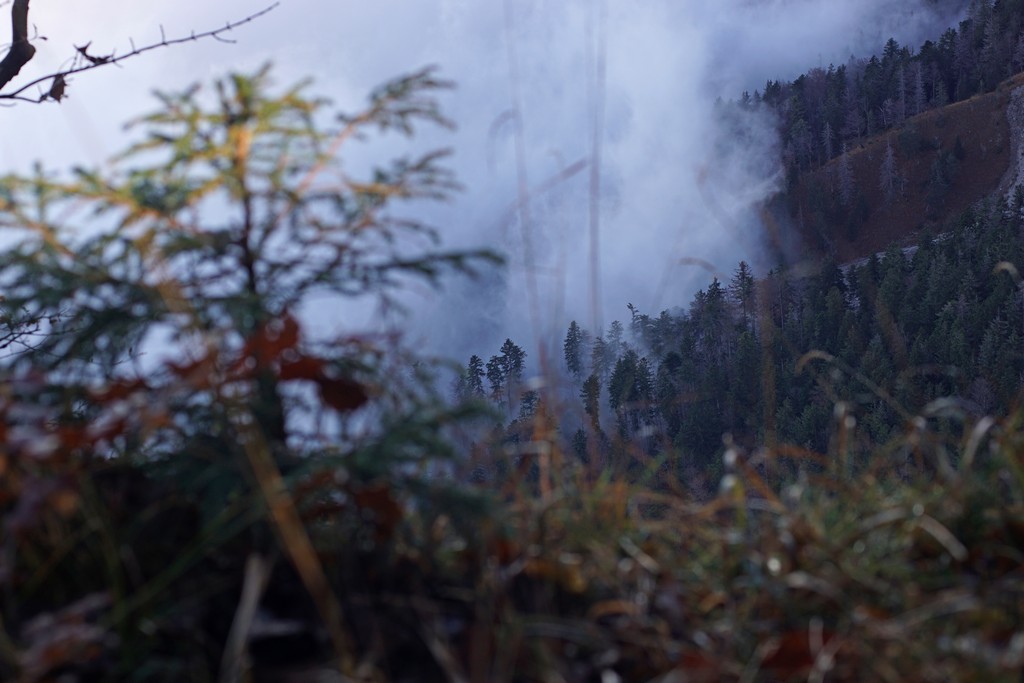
[0,2,279,102]
[75,42,112,66]
[0,0,36,90]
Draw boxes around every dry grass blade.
[240,425,356,673]
[914,515,968,562]
[418,621,469,683]
[962,415,996,470]
[219,553,272,683]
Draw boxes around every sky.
[1,0,969,362]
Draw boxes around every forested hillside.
[457,0,1024,492]
[758,0,1022,175]
[460,196,1024,490]
[740,0,1024,260]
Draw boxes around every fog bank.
[5,0,971,360]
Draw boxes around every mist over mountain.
[2,0,975,364]
[687,0,964,89]
[394,0,973,363]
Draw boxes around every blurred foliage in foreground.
[0,66,1022,682]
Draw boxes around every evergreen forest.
[462,200,1024,494]
[753,0,1024,170]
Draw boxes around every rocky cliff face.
[1000,83,1024,203]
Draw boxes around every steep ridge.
[1001,76,1024,200]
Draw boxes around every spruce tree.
[729,261,757,329]
[581,374,602,431]
[465,355,486,398]
[563,321,585,380]
[0,64,495,670]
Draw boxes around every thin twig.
[0,3,279,101]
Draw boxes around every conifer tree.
[582,374,602,432]
[608,320,626,357]
[821,121,834,161]
[487,338,527,412]
[465,355,486,398]
[486,355,507,405]
[518,390,539,421]
[912,61,927,115]
[590,335,613,382]
[0,64,495,669]
[563,321,585,380]
[608,349,654,439]
[500,339,527,384]
[729,261,757,329]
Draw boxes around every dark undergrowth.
[5,395,1024,682]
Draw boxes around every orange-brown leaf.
[761,630,838,675]
[351,483,403,539]
[279,355,326,381]
[244,313,301,367]
[167,355,217,390]
[91,378,149,402]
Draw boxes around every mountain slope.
[788,71,1024,263]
